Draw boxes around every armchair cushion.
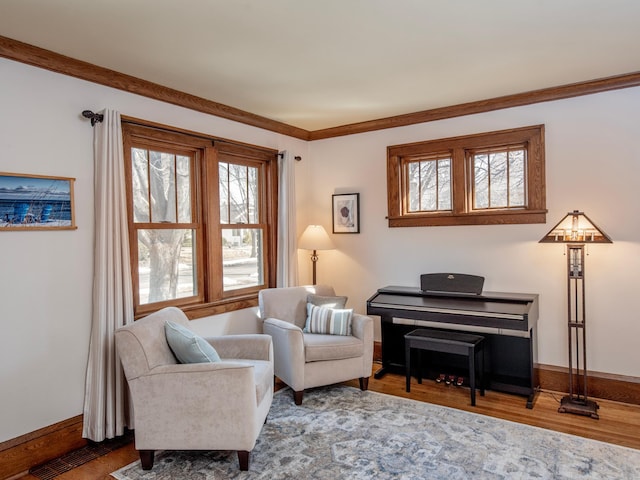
[304,303,353,336]
[304,333,364,362]
[307,294,348,309]
[165,320,221,364]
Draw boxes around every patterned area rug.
[112,385,640,479]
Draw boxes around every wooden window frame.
[123,122,278,319]
[387,125,546,227]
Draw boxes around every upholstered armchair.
[258,285,374,405]
[114,307,273,471]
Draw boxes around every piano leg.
[375,315,398,380]
[374,365,388,379]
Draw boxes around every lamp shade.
[539,210,612,244]
[298,225,334,250]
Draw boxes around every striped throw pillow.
[304,303,353,336]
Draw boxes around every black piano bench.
[404,328,485,406]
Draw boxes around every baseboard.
[373,341,640,405]
[536,363,640,405]
[0,415,86,480]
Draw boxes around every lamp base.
[558,395,600,419]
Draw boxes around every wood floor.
[21,364,640,479]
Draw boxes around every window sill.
[134,294,259,320]
[387,209,547,227]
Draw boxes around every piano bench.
[404,328,485,406]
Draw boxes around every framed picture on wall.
[332,193,360,233]
[0,172,76,231]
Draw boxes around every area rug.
[112,385,640,479]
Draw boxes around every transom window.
[406,154,452,212]
[387,125,546,227]
[471,146,526,210]
[123,122,278,318]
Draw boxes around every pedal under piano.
[367,273,539,408]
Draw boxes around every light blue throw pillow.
[164,320,221,363]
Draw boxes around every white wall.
[0,58,308,442]
[305,88,640,379]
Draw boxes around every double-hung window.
[123,123,277,318]
[387,125,546,227]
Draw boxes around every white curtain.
[82,109,134,441]
[276,151,299,287]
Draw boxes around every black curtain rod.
[84,112,302,161]
[278,153,302,161]
[82,110,103,126]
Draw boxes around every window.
[123,123,278,318]
[387,125,546,227]
[407,153,452,213]
[471,146,526,210]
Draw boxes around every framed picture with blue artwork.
[0,172,76,231]
[332,193,359,233]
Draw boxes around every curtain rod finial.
[82,110,104,126]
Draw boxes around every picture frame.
[0,172,76,231]
[332,193,360,233]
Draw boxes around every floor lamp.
[298,225,334,285]
[539,210,612,419]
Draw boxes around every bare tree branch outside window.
[132,148,195,304]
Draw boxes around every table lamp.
[298,225,334,285]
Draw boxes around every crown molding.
[2,35,640,142]
[309,70,640,140]
[0,35,310,141]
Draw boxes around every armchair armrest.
[263,317,303,333]
[351,313,374,378]
[130,362,261,450]
[262,317,305,391]
[351,313,374,341]
[146,361,255,376]
[134,362,258,412]
[205,334,273,361]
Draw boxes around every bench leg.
[469,349,476,406]
[405,343,411,392]
[479,348,485,396]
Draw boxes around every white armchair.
[258,285,374,405]
[115,307,273,471]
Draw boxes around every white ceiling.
[2,0,640,131]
